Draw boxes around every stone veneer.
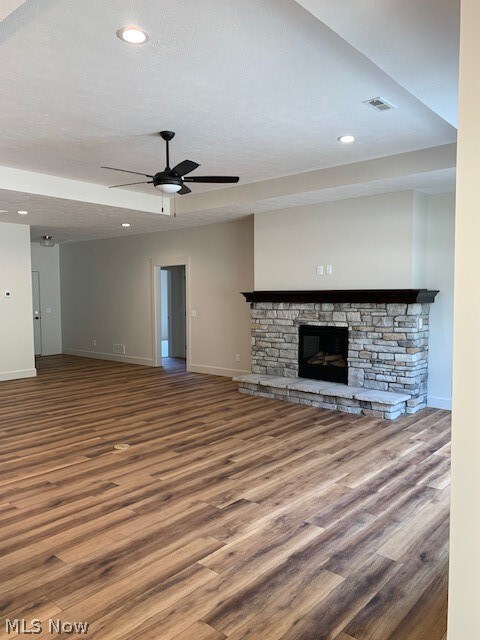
[235,375,412,420]
[249,301,431,415]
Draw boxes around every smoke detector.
[363,97,396,112]
[40,235,55,247]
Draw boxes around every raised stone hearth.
[239,290,438,420]
[234,374,412,420]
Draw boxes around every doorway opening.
[154,265,187,369]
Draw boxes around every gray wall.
[0,222,35,381]
[60,218,254,376]
[254,191,455,408]
[59,191,454,404]
[425,192,455,408]
[254,192,418,289]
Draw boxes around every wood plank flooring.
[0,355,450,639]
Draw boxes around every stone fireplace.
[235,289,438,420]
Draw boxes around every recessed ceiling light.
[116,26,149,44]
[17,210,28,215]
[122,223,131,228]
[338,135,356,144]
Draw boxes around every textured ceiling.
[0,0,455,189]
[0,190,182,242]
[0,0,458,241]
[0,168,455,243]
[231,168,457,214]
[296,0,460,126]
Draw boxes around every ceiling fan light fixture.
[155,183,182,194]
[40,235,55,247]
[103,131,240,196]
[116,26,149,45]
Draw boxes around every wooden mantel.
[241,289,439,304]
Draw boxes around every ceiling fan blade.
[101,166,154,178]
[183,176,240,184]
[171,160,200,176]
[109,181,153,188]
[178,184,192,195]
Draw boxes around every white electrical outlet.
[326,265,333,275]
[93,339,97,348]
[113,343,125,355]
[235,354,240,362]
[316,265,324,276]
[191,309,197,317]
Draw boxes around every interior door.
[32,271,42,356]
[167,266,186,358]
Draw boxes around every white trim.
[176,143,457,215]
[428,395,452,410]
[150,256,191,371]
[0,165,170,215]
[1,1,29,22]
[0,368,37,382]
[63,349,154,366]
[189,364,251,378]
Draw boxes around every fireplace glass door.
[298,325,348,383]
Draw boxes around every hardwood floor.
[0,355,450,639]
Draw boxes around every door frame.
[151,256,191,369]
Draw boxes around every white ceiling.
[0,190,179,242]
[296,0,460,127]
[0,144,456,241]
[0,167,455,243]
[0,0,459,241]
[221,168,457,216]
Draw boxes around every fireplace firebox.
[298,325,348,383]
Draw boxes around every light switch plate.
[326,265,333,275]
[316,265,324,276]
[191,309,197,317]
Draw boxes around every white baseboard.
[63,351,248,377]
[0,368,37,382]
[427,396,452,410]
[189,363,251,378]
[63,349,154,367]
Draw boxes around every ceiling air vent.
[363,97,396,111]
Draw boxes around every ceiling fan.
[102,131,240,195]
